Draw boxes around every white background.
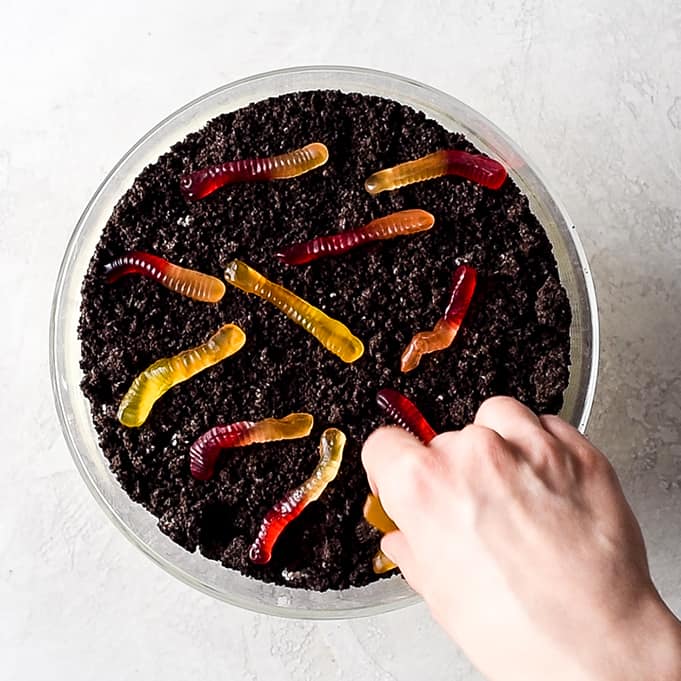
[2,1,680,679]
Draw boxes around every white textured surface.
[2,1,680,679]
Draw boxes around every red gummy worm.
[104,251,171,284]
[189,421,252,481]
[365,150,507,195]
[443,150,507,190]
[276,209,434,265]
[376,388,437,444]
[103,250,225,303]
[249,428,345,564]
[444,264,478,326]
[400,264,477,372]
[249,487,307,565]
[179,143,328,200]
[189,413,313,481]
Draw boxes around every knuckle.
[528,450,555,479]
[391,452,434,504]
[476,395,517,418]
[528,434,562,470]
[464,424,504,453]
[429,431,459,453]
[578,444,613,476]
[458,425,509,477]
[362,426,401,466]
[539,414,562,429]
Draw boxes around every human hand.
[362,396,681,681]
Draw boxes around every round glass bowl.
[50,65,599,619]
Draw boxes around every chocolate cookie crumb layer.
[78,89,571,591]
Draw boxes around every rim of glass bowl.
[49,65,599,619]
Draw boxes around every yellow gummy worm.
[364,495,399,574]
[117,323,246,428]
[247,413,315,442]
[224,260,364,363]
[363,493,397,534]
[372,549,398,574]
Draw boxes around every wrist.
[597,588,681,681]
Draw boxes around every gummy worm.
[276,209,434,265]
[117,324,246,428]
[104,250,225,303]
[401,264,477,372]
[249,428,346,564]
[224,260,364,363]
[364,149,507,195]
[372,549,398,575]
[363,492,397,534]
[363,389,438,540]
[180,142,329,200]
[190,413,314,481]
[376,388,437,443]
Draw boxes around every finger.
[474,396,545,445]
[429,425,511,462]
[361,425,429,496]
[381,531,423,592]
[538,414,587,447]
[539,415,611,472]
[361,426,434,535]
[474,396,560,469]
[429,424,518,473]
[381,531,410,563]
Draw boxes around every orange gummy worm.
[276,209,434,265]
